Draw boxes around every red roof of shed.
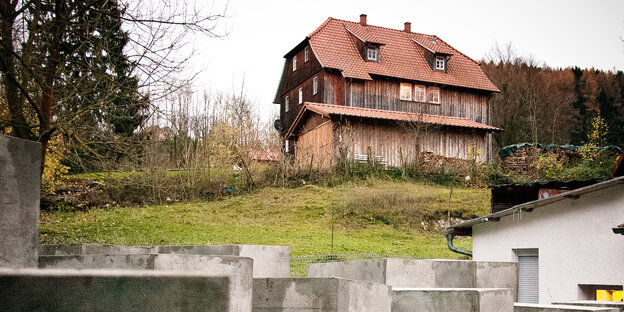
[286,103,501,138]
[306,17,499,92]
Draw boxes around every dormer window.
[367,46,379,61]
[435,56,445,71]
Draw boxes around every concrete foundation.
[40,244,290,278]
[515,303,619,312]
[392,288,514,312]
[39,254,253,312]
[552,301,624,312]
[252,277,392,312]
[307,259,518,298]
[0,135,40,268]
[0,268,232,311]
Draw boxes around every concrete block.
[253,277,392,312]
[515,303,619,312]
[157,245,290,278]
[0,135,40,268]
[552,301,624,312]
[40,243,291,278]
[0,268,231,312]
[392,288,514,312]
[38,254,253,312]
[476,261,519,301]
[307,258,518,292]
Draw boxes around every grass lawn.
[40,179,487,274]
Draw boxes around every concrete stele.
[392,288,514,312]
[0,135,40,268]
[0,268,232,312]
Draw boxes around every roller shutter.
[518,255,539,303]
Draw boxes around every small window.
[400,83,412,101]
[414,85,426,102]
[428,87,440,104]
[285,140,290,153]
[299,87,303,104]
[304,47,309,62]
[285,96,289,113]
[435,56,445,71]
[293,56,297,71]
[313,76,318,95]
[367,46,379,61]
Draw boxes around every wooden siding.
[296,117,334,168]
[344,78,491,124]
[323,71,345,106]
[334,118,488,166]
[279,43,324,133]
[281,71,325,132]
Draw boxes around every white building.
[446,176,624,304]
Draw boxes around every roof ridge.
[324,17,433,37]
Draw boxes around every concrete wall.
[307,259,517,295]
[392,288,514,312]
[0,268,231,312]
[39,254,253,312]
[40,244,290,278]
[472,184,624,304]
[0,135,40,268]
[252,278,392,312]
[515,303,619,312]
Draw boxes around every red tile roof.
[287,102,501,137]
[307,17,499,92]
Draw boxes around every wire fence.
[290,253,425,277]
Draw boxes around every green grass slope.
[40,179,488,259]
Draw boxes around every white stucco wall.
[472,183,624,304]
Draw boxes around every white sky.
[191,0,624,122]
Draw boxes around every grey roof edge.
[447,176,624,234]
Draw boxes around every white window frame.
[293,56,297,71]
[435,56,445,71]
[285,140,290,153]
[367,46,378,61]
[313,76,318,95]
[428,87,440,104]
[400,82,412,101]
[298,87,303,104]
[304,47,309,62]
[285,96,290,113]
[414,85,426,102]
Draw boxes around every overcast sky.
[190,0,624,122]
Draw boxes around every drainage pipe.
[445,229,473,257]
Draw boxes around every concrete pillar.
[0,134,40,268]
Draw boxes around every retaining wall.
[553,301,624,312]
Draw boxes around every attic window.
[285,96,290,113]
[367,46,379,61]
[293,56,297,71]
[430,38,437,45]
[435,56,445,71]
[304,47,309,62]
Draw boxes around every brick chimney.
[404,22,411,33]
[360,14,367,26]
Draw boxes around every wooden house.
[274,14,501,167]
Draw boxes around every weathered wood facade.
[274,16,500,166]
